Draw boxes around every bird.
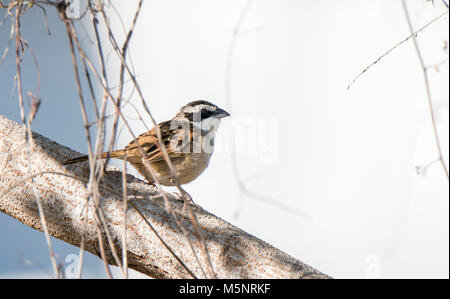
[62,100,230,186]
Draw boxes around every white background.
[0,0,448,278]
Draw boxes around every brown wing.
[123,120,190,163]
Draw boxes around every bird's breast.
[132,152,213,186]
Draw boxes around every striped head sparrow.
[63,100,230,186]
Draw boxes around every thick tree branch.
[0,115,330,279]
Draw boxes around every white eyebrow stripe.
[182,104,216,113]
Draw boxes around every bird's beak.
[213,108,230,119]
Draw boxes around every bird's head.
[177,100,230,133]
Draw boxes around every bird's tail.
[62,150,126,165]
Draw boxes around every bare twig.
[77,201,89,278]
[122,156,128,279]
[0,16,14,68]
[347,10,448,89]
[94,221,113,279]
[402,0,449,180]
[14,2,25,123]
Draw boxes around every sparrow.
[62,100,230,186]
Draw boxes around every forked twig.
[402,0,449,180]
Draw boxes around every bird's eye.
[200,110,214,120]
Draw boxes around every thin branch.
[402,0,449,180]
[14,2,25,123]
[94,220,114,279]
[122,157,128,279]
[77,201,89,278]
[0,16,14,68]
[347,10,448,89]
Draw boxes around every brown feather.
[62,120,190,166]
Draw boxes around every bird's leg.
[170,178,194,203]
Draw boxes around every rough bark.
[0,115,331,279]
